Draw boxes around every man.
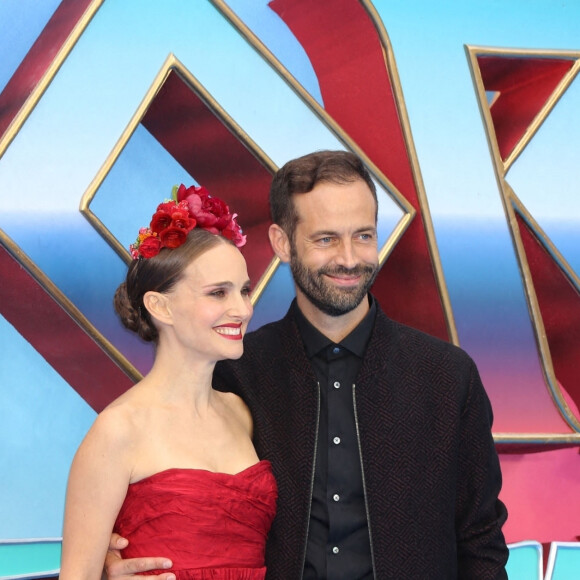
[105,150,508,579]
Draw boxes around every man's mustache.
[318,264,376,277]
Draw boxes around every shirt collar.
[293,295,377,359]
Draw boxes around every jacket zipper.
[353,383,377,579]
[299,381,321,579]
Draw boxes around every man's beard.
[290,247,379,317]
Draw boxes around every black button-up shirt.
[294,296,376,579]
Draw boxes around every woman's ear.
[268,224,291,263]
[143,291,173,326]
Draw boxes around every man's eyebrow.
[309,230,339,237]
[309,226,376,237]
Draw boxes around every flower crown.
[130,184,246,259]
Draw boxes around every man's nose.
[334,240,357,269]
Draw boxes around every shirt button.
[333,494,340,502]
[332,347,340,354]
[333,436,341,445]
[332,546,340,554]
[333,381,340,389]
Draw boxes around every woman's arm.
[60,408,134,580]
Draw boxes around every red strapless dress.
[114,460,277,579]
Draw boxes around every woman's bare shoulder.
[84,386,148,451]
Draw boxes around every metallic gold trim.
[0,0,105,160]
[510,190,580,431]
[79,53,279,307]
[465,46,507,178]
[505,60,579,171]
[512,194,580,291]
[79,58,173,255]
[465,44,580,440]
[0,227,141,382]
[494,433,580,444]
[252,256,281,302]
[465,45,580,172]
[361,0,459,344]
[209,0,417,271]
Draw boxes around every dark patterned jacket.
[214,299,508,579]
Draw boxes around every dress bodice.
[114,460,277,579]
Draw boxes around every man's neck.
[295,292,370,343]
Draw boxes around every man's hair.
[269,150,378,240]
[114,229,232,343]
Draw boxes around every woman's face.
[161,242,253,362]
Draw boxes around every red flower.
[159,226,188,249]
[157,200,179,213]
[150,208,173,234]
[151,201,196,234]
[171,208,196,232]
[138,235,161,258]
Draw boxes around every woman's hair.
[114,228,230,343]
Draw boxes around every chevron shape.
[474,52,578,167]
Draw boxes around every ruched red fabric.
[114,460,277,579]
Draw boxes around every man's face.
[288,179,379,317]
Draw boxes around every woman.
[60,185,277,580]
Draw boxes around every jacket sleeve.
[455,358,509,579]
[213,359,243,397]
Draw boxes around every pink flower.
[222,214,247,248]
[198,196,231,229]
[177,184,211,203]
[178,185,231,228]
